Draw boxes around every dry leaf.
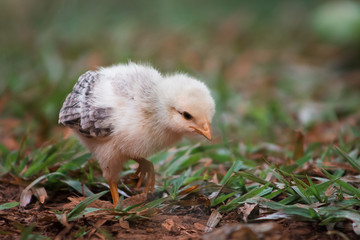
[119,218,130,230]
[293,130,304,161]
[32,187,48,204]
[161,218,181,235]
[205,209,222,233]
[20,189,33,207]
[325,185,337,197]
[237,203,259,223]
[178,184,200,195]
[88,219,108,238]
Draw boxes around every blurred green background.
[1,0,360,148]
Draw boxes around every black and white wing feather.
[59,71,113,138]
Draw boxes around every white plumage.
[59,62,215,206]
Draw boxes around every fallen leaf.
[237,203,259,223]
[293,130,304,161]
[205,209,222,233]
[178,184,200,195]
[20,188,33,207]
[119,218,130,230]
[161,218,181,235]
[88,219,107,237]
[32,187,48,204]
[325,185,337,197]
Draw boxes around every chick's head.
[161,74,215,140]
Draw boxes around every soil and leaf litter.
[1,0,360,239]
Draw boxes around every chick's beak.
[191,121,212,141]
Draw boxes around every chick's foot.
[133,158,155,193]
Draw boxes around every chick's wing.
[59,71,114,138]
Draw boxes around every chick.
[59,62,215,207]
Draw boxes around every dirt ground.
[0,175,358,240]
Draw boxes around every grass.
[1,124,360,237]
[1,0,360,239]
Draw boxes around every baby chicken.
[59,62,215,207]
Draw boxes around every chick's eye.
[182,111,193,120]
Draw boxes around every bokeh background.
[1,0,360,149]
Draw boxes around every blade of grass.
[279,195,300,205]
[67,190,108,221]
[306,176,323,202]
[264,188,286,200]
[0,202,19,210]
[211,192,236,206]
[20,225,35,240]
[58,153,91,172]
[256,198,318,221]
[62,179,94,197]
[334,146,360,172]
[169,172,186,196]
[135,197,169,212]
[219,159,243,185]
[322,169,360,198]
[320,210,360,235]
[220,183,272,212]
[319,145,331,162]
[295,154,312,167]
[271,169,296,195]
[292,176,312,204]
[235,171,278,189]
[177,153,202,171]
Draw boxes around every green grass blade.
[272,169,296,195]
[135,197,169,212]
[334,146,360,172]
[282,206,316,220]
[235,171,278,189]
[320,210,360,234]
[292,177,312,204]
[0,143,10,157]
[178,153,202,171]
[61,179,94,197]
[255,198,285,210]
[169,173,186,196]
[279,195,299,205]
[219,159,243,185]
[220,183,272,212]
[306,176,323,202]
[295,154,313,167]
[20,225,35,240]
[0,201,19,210]
[264,188,286,200]
[211,192,236,206]
[322,169,360,198]
[67,190,108,221]
[319,146,331,162]
[58,153,91,172]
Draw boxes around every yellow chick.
[59,62,215,207]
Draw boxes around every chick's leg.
[109,181,120,208]
[133,158,155,193]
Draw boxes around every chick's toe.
[133,158,155,193]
